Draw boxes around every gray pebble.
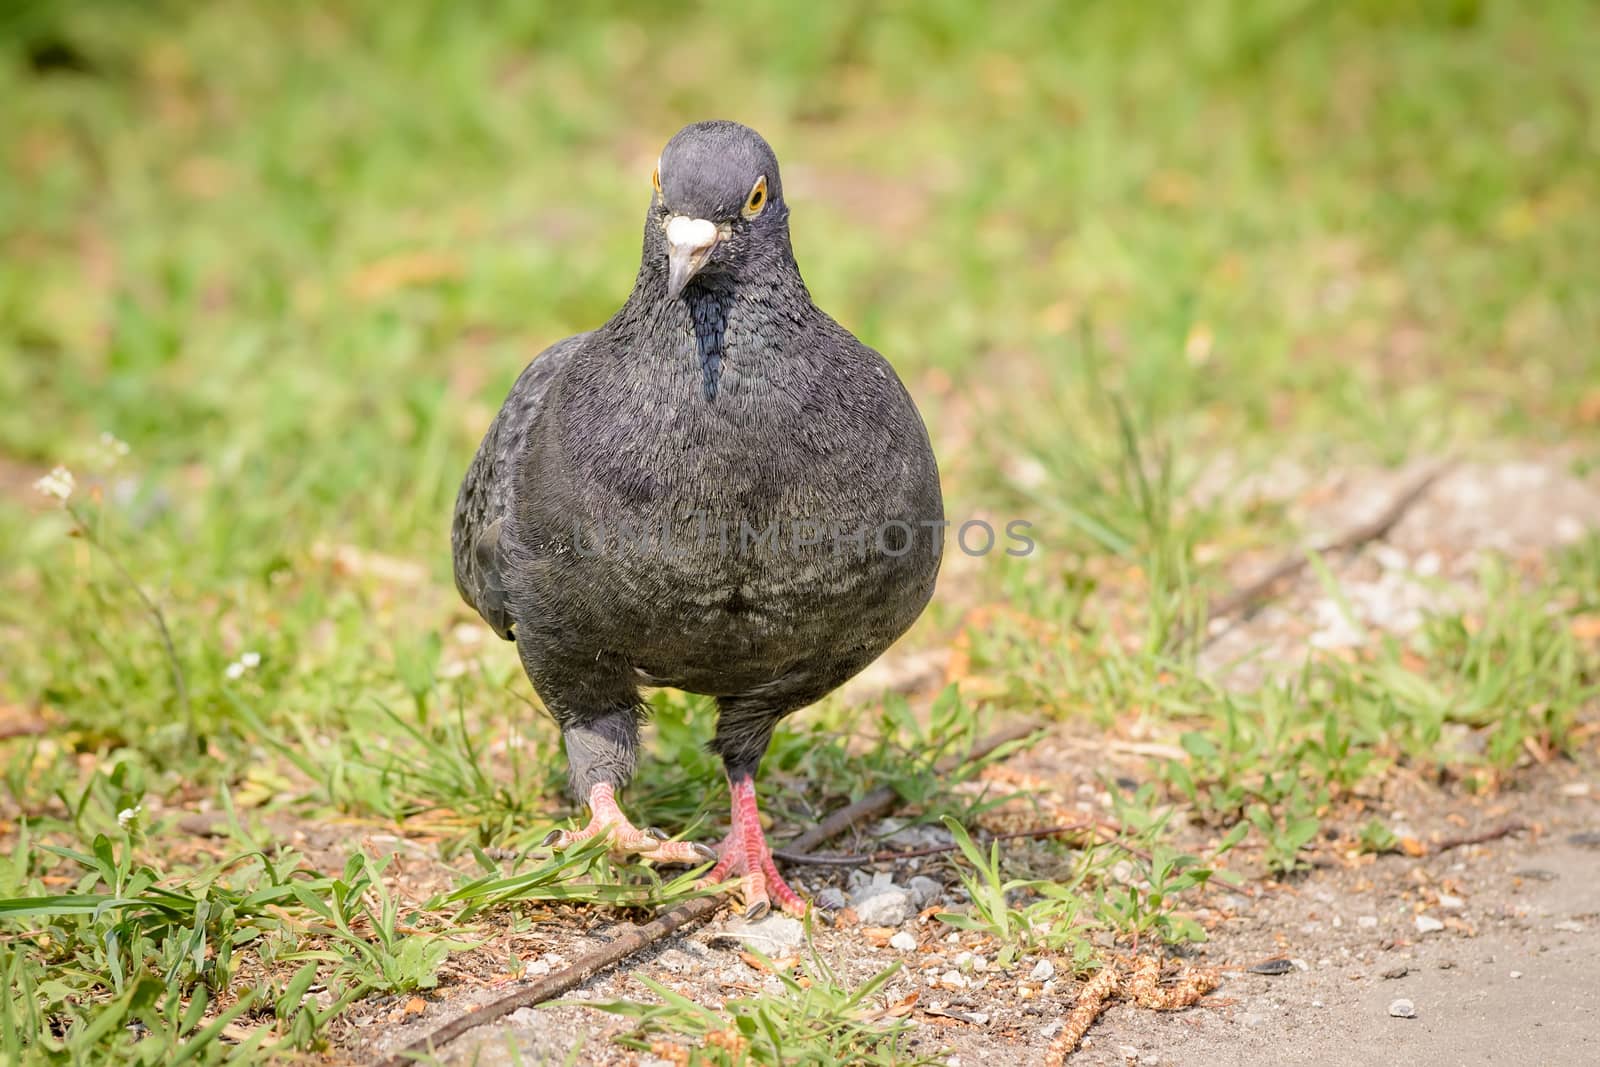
[1388,998,1417,1019]
[909,875,943,908]
[853,885,914,926]
[816,887,848,912]
[713,915,805,954]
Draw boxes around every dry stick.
[1178,461,1456,650]
[775,819,1144,867]
[376,719,1041,1066]
[1432,820,1526,855]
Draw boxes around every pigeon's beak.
[665,215,720,299]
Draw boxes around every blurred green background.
[3,0,1598,782]
[6,0,1600,782]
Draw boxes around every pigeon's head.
[648,121,790,299]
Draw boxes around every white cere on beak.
[665,215,721,298]
[666,215,718,252]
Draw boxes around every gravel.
[1388,999,1417,1019]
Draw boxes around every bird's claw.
[540,784,710,865]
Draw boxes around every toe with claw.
[545,782,715,865]
[702,775,808,918]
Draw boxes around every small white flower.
[98,431,131,458]
[33,466,75,503]
[117,805,143,829]
[240,651,261,668]
[224,661,246,680]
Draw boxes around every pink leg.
[703,776,808,919]
[544,782,715,865]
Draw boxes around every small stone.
[908,876,943,907]
[889,931,918,951]
[1415,915,1445,934]
[1248,958,1295,976]
[1358,915,1379,928]
[714,915,805,954]
[1553,920,1584,933]
[815,887,848,912]
[1567,830,1600,849]
[1039,1020,1065,1040]
[1238,1012,1267,1028]
[524,958,552,977]
[508,1007,540,1026]
[1438,960,1456,970]
[1437,894,1465,910]
[1382,965,1409,980]
[1030,959,1056,982]
[1388,998,1417,1019]
[852,885,913,926]
[941,970,968,990]
[1510,971,1523,979]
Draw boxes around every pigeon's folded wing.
[450,332,589,639]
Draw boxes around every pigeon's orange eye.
[651,165,662,196]
[742,175,768,218]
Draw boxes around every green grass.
[584,946,936,1067]
[3,0,1600,1061]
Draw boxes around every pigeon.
[452,120,943,917]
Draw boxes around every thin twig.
[376,719,1041,1066]
[775,819,1143,867]
[1432,820,1526,855]
[1180,461,1455,650]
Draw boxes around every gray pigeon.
[452,120,943,917]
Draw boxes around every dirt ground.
[355,455,1600,1066]
[353,753,1596,1067]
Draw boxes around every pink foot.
[544,782,716,866]
[703,776,808,919]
